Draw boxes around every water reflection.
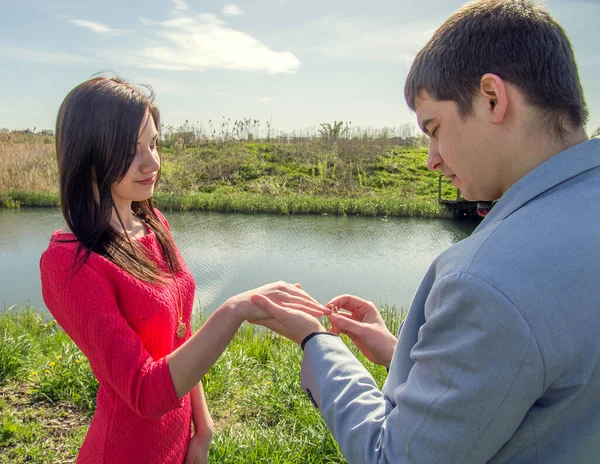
[0,209,477,314]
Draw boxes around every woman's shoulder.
[41,232,79,272]
[42,230,78,259]
[152,207,171,231]
[40,231,106,279]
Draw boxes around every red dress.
[40,212,195,463]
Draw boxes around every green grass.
[0,388,89,464]
[0,191,58,208]
[153,191,447,217]
[0,305,405,463]
[0,190,448,218]
[0,309,98,412]
[0,134,457,217]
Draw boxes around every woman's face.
[111,111,160,209]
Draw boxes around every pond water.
[0,208,478,316]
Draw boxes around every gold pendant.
[176,320,187,339]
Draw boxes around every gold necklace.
[135,209,187,339]
[169,273,187,339]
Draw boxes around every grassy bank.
[0,190,446,218]
[1,306,405,463]
[0,131,456,217]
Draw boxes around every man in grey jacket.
[252,0,599,462]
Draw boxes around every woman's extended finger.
[279,283,323,306]
[273,289,326,312]
[275,293,326,310]
[279,301,327,317]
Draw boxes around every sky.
[1,0,599,135]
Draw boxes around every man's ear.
[479,73,508,124]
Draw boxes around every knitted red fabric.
[40,212,196,463]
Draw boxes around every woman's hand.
[184,430,212,464]
[250,292,327,345]
[187,383,213,464]
[168,282,326,399]
[327,294,397,368]
[226,281,327,323]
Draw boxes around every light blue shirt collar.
[475,137,600,234]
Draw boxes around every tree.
[318,121,348,140]
[591,127,600,138]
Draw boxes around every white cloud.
[68,19,125,35]
[311,17,436,65]
[222,4,245,16]
[261,96,274,103]
[0,45,96,65]
[172,0,189,12]
[137,14,300,74]
[131,76,196,96]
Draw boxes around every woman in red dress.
[40,77,325,464]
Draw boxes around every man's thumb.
[329,313,364,335]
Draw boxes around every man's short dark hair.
[404,0,588,138]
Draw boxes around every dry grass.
[0,142,57,193]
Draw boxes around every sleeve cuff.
[301,331,339,351]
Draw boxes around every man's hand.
[327,294,397,368]
[250,290,327,345]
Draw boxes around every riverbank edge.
[0,190,451,218]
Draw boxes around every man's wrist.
[300,331,339,350]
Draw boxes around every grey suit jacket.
[301,137,600,463]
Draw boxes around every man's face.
[415,91,503,201]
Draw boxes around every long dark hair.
[55,76,182,282]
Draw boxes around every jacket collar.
[475,137,600,234]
